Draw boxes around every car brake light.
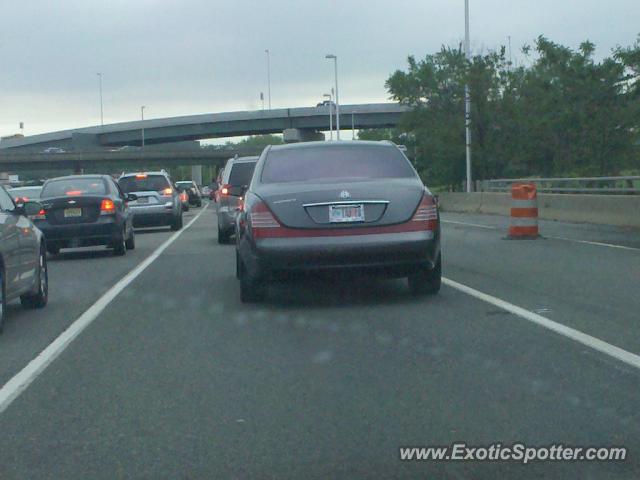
[220,185,230,195]
[249,201,282,238]
[66,190,83,196]
[136,174,147,179]
[100,198,116,215]
[161,187,173,196]
[180,191,188,201]
[410,194,439,230]
[30,209,46,221]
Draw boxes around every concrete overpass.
[0,148,264,173]
[0,103,408,151]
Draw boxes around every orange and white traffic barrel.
[508,183,539,239]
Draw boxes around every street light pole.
[265,49,272,109]
[325,54,340,140]
[323,93,333,140]
[464,0,472,192]
[97,72,104,126]
[141,106,146,148]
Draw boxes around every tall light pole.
[323,93,333,140]
[141,106,146,148]
[97,72,104,126]
[464,0,472,192]
[265,49,272,109]
[325,54,340,140]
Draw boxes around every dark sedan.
[0,186,48,331]
[35,175,136,256]
[235,141,441,303]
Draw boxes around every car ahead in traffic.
[176,187,190,212]
[8,186,42,205]
[0,186,49,331]
[235,141,441,303]
[35,175,136,256]
[175,181,203,207]
[217,156,258,244]
[118,171,183,231]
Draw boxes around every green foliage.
[225,134,284,148]
[387,36,640,189]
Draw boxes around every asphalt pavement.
[0,205,638,479]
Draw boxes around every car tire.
[21,245,48,309]
[125,226,136,250]
[47,245,60,256]
[0,264,5,334]
[235,250,241,279]
[408,254,441,296]
[239,258,266,303]
[217,224,230,244]
[113,228,127,256]
[171,213,183,231]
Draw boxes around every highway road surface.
[0,204,638,479]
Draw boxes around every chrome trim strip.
[302,200,390,207]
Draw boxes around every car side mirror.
[21,201,44,217]
[127,193,138,202]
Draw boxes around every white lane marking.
[0,205,209,415]
[442,277,640,371]
[545,236,640,252]
[441,219,497,230]
[442,219,640,251]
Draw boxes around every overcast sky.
[0,0,638,138]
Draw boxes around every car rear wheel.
[408,254,441,296]
[171,213,183,231]
[218,225,230,244]
[238,258,265,303]
[125,226,136,250]
[21,245,48,309]
[113,228,127,256]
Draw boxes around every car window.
[41,178,108,197]
[118,175,170,193]
[261,146,416,183]
[227,162,257,186]
[0,187,16,211]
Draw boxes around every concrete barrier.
[437,192,640,228]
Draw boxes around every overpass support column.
[191,165,203,186]
[283,128,324,143]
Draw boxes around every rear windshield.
[175,182,194,188]
[261,145,416,183]
[41,178,107,197]
[8,187,42,199]
[227,162,257,186]
[119,175,170,193]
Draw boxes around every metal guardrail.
[479,176,640,195]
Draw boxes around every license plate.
[64,208,82,218]
[329,204,364,223]
[137,197,149,204]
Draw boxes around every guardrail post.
[508,183,539,239]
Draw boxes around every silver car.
[118,171,183,231]
[0,186,49,331]
[216,156,258,243]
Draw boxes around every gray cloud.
[1,0,638,136]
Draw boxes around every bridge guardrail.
[478,176,640,195]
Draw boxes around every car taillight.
[66,190,83,196]
[220,185,230,196]
[30,209,46,221]
[100,198,116,215]
[249,201,282,238]
[180,192,188,201]
[161,187,173,196]
[411,194,439,230]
